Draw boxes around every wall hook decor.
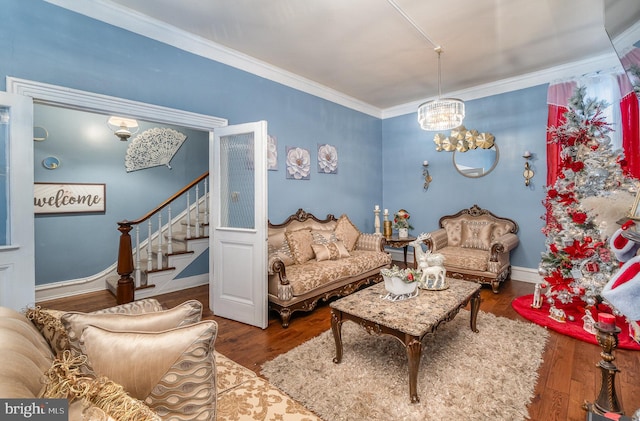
[523,151,534,186]
[423,160,432,190]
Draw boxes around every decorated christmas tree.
[539,86,636,309]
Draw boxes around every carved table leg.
[331,309,344,364]
[406,336,422,403]
[469,290,480,333]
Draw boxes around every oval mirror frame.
[452,144,499,178]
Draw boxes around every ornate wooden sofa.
[423,204,519,293]
[268,209,392,327]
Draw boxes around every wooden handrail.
[120,171,209,226]
[115,171,210,303]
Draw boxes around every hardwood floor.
[38,276,640,421]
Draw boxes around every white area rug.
[261,310,549,421]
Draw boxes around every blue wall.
[2,0,383,285]
[2,0,578,286]
[33,104,209,283]
[382,85,549,269]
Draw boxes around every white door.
[0,92,35,311]
[210,121,268,328]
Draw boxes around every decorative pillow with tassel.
[77,321,218,421]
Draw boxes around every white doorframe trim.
[6,77,227,299]
[6,77,227,129]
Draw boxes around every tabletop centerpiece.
[380,265,420,300]
[392,209,413,238]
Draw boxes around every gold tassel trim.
[278,283,293,301]
[42,351,159,421]
[24,306,68,339]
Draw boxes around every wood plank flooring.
[38,275,640,421]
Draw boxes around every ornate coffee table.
[330,278,481,403]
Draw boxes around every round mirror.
[453,144,499,178]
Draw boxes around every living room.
[2,1,640,420]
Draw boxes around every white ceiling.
[46,0,640,116]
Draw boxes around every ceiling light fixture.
[417,47,465,131]
[107,116,139,141]
[386,0,465,131]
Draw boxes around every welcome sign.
[34,183,106,214]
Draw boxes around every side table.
[384,235,416,267]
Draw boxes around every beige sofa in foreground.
[424,204,519,293]
[268,209,392,327]
[0,299,321,421]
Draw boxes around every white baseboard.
[387,249,541,285]
[35,273,209,302]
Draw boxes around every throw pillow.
[61,300,203,355]
[285,228,315,264]
[311,229,340,245]
[460,221,494,250]
[334,214,361,251]
[79,321,218,421]
[441,220,462,246]
[492,221,513,238]
[26,298,165,357]
[268,232,295,266]
[311,241,350,262]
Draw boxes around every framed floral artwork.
[317,143,338,174]
[286,146,311,180]
[267,134,278,170]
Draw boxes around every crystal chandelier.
[418,47,465,131]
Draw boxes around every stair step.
[152,242,188,254]
[106,276,155,295]
[181,220,209,227]
[171,232,209,242]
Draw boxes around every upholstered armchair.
[423,204,519,293]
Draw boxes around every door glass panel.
[0,107,9,245]
[219,132,255,229]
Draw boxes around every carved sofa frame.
[423,204,519,293]
[268,209,391,327]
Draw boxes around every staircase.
[107,172,210,303]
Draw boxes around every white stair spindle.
[147,220,153,271]
[186,191,191,239]
[204,178,209,223]
[135,225,143,287]
[157,212,163,269]
[195,184,200,237]
[167,205,173,254]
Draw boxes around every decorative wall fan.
[125,128,187,172]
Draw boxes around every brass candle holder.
[383,220,392,238]
[583,321,624,415]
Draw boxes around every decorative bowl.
[383,275,418,296]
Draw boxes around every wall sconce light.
[107,116,139,141]
[523,151,534,186]
[423,160,432,190]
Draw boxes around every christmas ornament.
[540,86,636,314]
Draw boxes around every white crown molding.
[609,19,640,56]
[42,0,383,118]
[43,0,624,121]
[381,51,622,119]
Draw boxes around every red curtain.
[546,104,568,187]
[546,82,576,187]
[620,92,640,179]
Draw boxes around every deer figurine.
[409,233,448,290]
